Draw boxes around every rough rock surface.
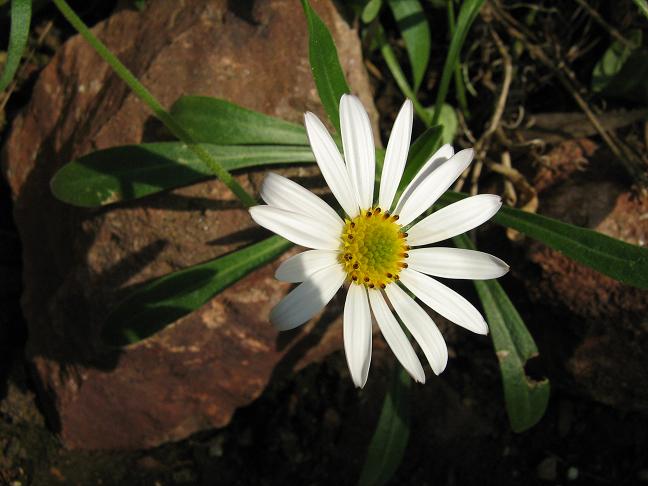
[524,141,648,412]
[1,0,377,450]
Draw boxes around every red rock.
[1,0,377,449]
[525,145,648,411]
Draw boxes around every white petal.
[408,194,502,246]
[407,247,510,280]
[396,148,474,226]
[249,205,341,250]
[399,268,488,334]
[304,112,360,217]
[384,283,448,375]
[395,144,454,214]
[343,284,373,388]
[368,289,425,383]
[260,172,343,229]
[275,250,340,282]
[270,264,346,331]
[378,99,413,211]
[340,94,375,210]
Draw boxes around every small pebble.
[537,456,558,481]
[567,466,579,481]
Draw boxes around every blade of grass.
[0,0,31,92]
[374,23,431,124]
[447,0,470,117]
[634,0,648,18]
[431,0,484,126]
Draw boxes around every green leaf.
[388,0,431,93]
[169,96,308,145]
[591,30,648,104]
[357,365,411,486]
[426,103,457,145]
[361,0,383,23]
[439,191,648,290]
[592,30,641,93]
[50,143,314,207]
[301,0,350,132]
[635,0,648,18]
[102,236,293,346]
[0,0,32,92]
[431,0,484,126]
[454,234,549,432]
[396,124,443,195]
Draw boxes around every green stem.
[51,0,257,208]
[377,25,432,127]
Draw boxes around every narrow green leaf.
[301,0,350,132]
[357,365,411,486]
[454,234,549,432]
[102,236,293,346]
[0,0,31,92]
[361,0,383,23]
[388,0,431,93]
[169,96,308,145]
[439,191,648,290]
[431,0,484,126]
[396,124,443,195]
[50,143,314,207]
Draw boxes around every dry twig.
[489,0,648,185]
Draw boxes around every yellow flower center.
[339,207,409,289]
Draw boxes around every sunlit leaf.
[169,96,308,145]
[388,0,430,93]
[440,191,648,290]
[51,143,314,207]
[357,365,411,486]
[454,234,549,432]
[0,0,31,92]
[301,0,350,133]
[102,236,292,346]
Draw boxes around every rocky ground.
[1,0,648,485]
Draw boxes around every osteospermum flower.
[250,94,509,387]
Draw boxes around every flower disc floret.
[340,207,409,289]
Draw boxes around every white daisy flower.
[249,94,509,387]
